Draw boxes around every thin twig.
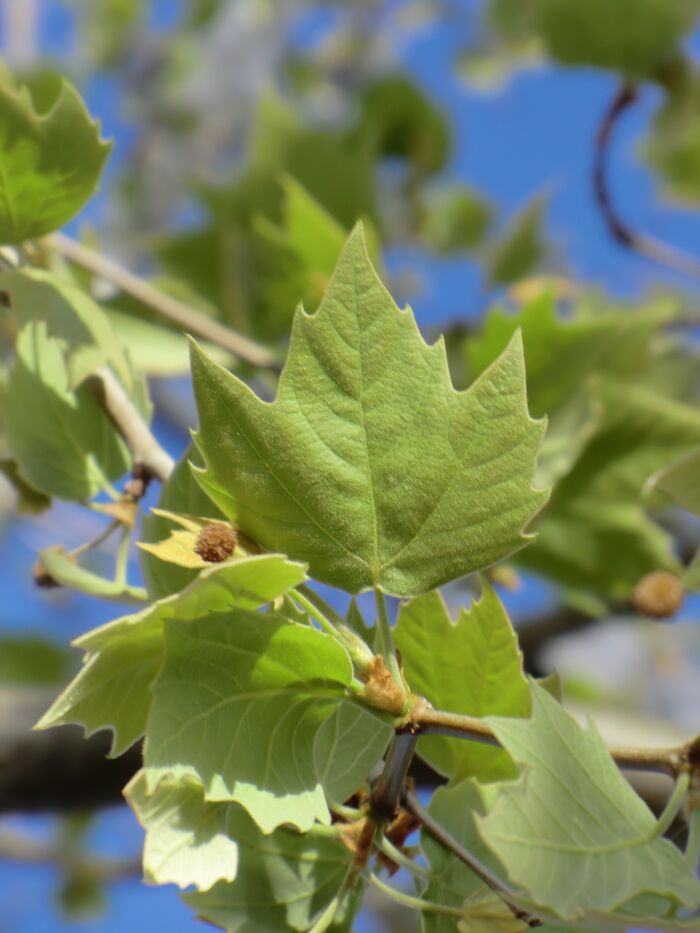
[403,786,542,928]
[408,705,692,777]
[49,231,280,370]
[370,733,419,820]
[593,82,700,281]
[91,366,174,482]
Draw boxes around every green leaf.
[534,0,700,79]
[487,197,547,286]
[477,685,700,919]
[125,771,239,891]
[0,79,110,243]
[0,635,74,686]
[140,444,225,599]
[144,611,357,832]
[313,703,392,805]
[520,379,700,596]
[6,321,130,501]
[644,71,700,205]
[421,781,505,933]
[191,224,547,596]
[37,553,306,756]
[0,457,51,513]
[184,812,351,932]
[394,584,530,782]
[421,184,493,253]
[647,445,700,517]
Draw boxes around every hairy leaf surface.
[192,225,547,596]
[37,554,306,756]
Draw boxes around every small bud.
[632,570,684,619]
[362,657,407,715]
[194,524,238,563]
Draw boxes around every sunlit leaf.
[192,224,547,596]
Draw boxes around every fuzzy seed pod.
[194,524,238,563]
[632,570,684,619]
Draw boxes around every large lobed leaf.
[0,78,110,243]
[394,583,530,782]
[36,554,307,756]
[478,685,700,919]
[191,224,547,596]
[143,609,385,832]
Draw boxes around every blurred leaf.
[355,73,450,175]
[394,584,530,782]
[528,0,700,78]
[0,457,51,513]
[645,70,700,203]
[6,322,130,501]
[0,79,110,243]
[478,685,700,917]
[3,269,132,388]
[487,197,547,285]
[0,635,73,685]
[421,184,493,253]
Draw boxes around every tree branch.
[49,232,281,370]
[402,786,542,927]
[593,82,700,280]
[90,366,174,483]
[407,705,693,777]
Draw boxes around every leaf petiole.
[368,872,464,917]
[373,588,404,691]
[653,771,691,839]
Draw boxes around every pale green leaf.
[313,703,392,805]
[421,781,505,933]
[0,79,110,243]
[421,184,492,253]
[0,635,73,686]
[3,269,131,388]
[191,224,547,597]
[487,197,547,286]
[394,584,530,782]
[6,321,130,501]
[478,685,700,918]
[125,771,239,891]
[144,610,354,832]
[184,811,351,932]
[37,554,306,756]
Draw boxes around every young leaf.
[477,685,700,919]
[0,79,110,243]
[37,554,307,756]
[394,584,530,782]
[125,772,239,892]
[183,811,351,932]
[144,610,356,832]
[7,322,130,501]
[191,224,547,597]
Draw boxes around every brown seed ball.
[194,524,238,563]
[632,570,684,619]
